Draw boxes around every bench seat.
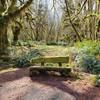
[29,66,71,77]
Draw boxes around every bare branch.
[64,0,82,42]
[8,0,33,20]
[5,0,17,13]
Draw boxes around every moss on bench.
[29,56,71,77]
[29,66,71,77]
[30,57,69,67]
[31,57,69,63]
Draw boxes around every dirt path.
[0,68,100,100]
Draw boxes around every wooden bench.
[30,57,69,66]
[29,56,71,76]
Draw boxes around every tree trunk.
[0,28,8,55]
[0,0,33,56]
[12,26,20,44]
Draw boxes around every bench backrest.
[31,56,69,64]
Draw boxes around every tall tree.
[0,0,33,55]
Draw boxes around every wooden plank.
[31,56,69,64]
[30,66,71,71]
[29,66,71,77]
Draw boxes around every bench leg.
[58,62,62,67]
[41,62,44,66]
[60,70,71,77]
[29,70,39,77]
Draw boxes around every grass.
[33,45,69,57]
[0,62,16,73]
[0,67,18,74]
[9,45,70,58]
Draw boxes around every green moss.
[29,67,71,77]
[31,57,69,63]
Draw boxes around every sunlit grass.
[9,45,70,58]
[0,67,18,74]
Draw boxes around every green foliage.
[75,40,100,56]
[75,40,100,74]
[46,41,67,46]
[15,49,42,67]
[46,41,58,45]
[15,40,34,47]
[91,75,100,87]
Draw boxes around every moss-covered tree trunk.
[0,29,8,55]
[0,0,33,56]
[0,16,9,55]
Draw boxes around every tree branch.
[4,0,16,13]
[64,0,82,42]
[8,0,33,20]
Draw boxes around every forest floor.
[0,67,100,100]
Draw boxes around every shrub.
[75,40,100,74]
[46,41,58,45]
[75,40,100,56]
[15,40,34,47]
[46,41,67,46]
[91,75,100,87]
[15,49,42,67]
[76,54,100,74]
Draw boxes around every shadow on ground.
[30,76,100,100]
[0,68,28,83]
[0,68,100,100]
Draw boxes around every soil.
[0,68,100,100]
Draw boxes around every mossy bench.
[29,56,71,76]
[30,57,69,66]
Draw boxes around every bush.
[15,49,42,67]
[46,41,58,45]
[75,40,100,56]
[46,41,67,46]
[91,75,100,87]
[75,40,100,74]
[15,40,34,47]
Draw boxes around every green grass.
[0,67,18,74]
[33,45,69,57]
[9,45,70,59]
